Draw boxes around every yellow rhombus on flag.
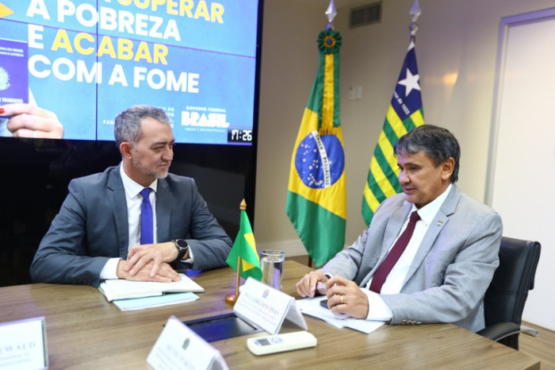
[286,29,346,267]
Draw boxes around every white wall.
[488,11,555,330]
[254,0,323,253]
[255,0,555,324]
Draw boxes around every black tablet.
[183,312,262,342]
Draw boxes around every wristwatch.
[173,239,189,261]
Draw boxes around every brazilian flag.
[286,29,346,267]
[226,206,262,281]
[362,36,424,225]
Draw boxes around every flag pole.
[361,0,425,226]
[306,0,338,271]
[234,256,241,297]
[225,200,247,305]
[410,0,421,35]
[325,0,337,30]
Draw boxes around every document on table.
[99,273,204,301]
[113,293,200,311]
[296,296,384,334]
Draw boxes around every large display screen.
[0,0,258,145]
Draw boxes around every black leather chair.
[477,237,541,350]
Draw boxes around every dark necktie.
[370,211,421,293]
[140,188,153,245]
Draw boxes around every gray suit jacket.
[31,166,232,286]
[322,185,502,332]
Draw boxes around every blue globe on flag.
[295,132,344,189]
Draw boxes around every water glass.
[260,250,285,291]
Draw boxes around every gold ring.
[340,295,344,304]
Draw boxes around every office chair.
[477,237,541,350]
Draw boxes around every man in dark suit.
[31,105,232,286]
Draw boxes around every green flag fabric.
[286,30,346,267]
[362,36,425,225]
[226,209,262,281]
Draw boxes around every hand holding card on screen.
[0,103,64,138]
[0,1,260,143]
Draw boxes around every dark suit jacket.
[31,166,232,286]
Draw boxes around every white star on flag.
[398,68,420,97]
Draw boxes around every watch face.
[175,240,189,261]
[176,239,188,249]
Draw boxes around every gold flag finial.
[225,198,247,305]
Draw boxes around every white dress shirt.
[363,183,453,321]
[100,165,194,279]
[99,165,158,279]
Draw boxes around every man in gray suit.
[31,105,232,286]
[296,124,502,332]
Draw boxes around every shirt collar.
[119,163,158,198]
[411,183,453,225]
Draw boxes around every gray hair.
[114,105,170,147]
[394,124,461,183]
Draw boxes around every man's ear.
[441,157,455,181]
[120,142,133,160]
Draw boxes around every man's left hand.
[117,260,180,282]
[326,275,370,319]
[125,242,180,277]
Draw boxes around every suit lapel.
[401,185,461,287]
[378,203,412,265]
[156,179,172,243]
[107,166,129,259]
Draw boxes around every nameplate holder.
[147,316,228,370]
[0,317,48,370]
[234,277,308,335]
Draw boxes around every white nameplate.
[147,316,228,370]
[0,317,48,370]
[234,277,308,335]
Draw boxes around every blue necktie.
[140,188,153,245]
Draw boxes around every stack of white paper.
[113,293,200,311]
[297,296,384,334]
[99,273,204,302]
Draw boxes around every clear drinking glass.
[260,250,285,291]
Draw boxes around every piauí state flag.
[226,208,262,281]
[362,36,425,226]
[286,29,346,267]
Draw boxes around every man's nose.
[398,170,408,185]
[163,147,173,161]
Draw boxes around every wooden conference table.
[0,261,540,369]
